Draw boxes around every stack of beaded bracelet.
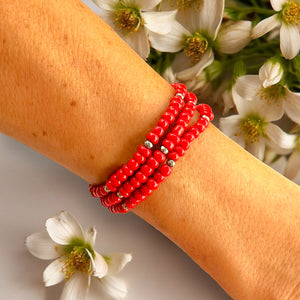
[89,83,213,213]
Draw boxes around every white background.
[0,1,232,299]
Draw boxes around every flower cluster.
[25,211,132,300]
[93,0,300,184]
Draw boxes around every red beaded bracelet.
[89,84,213,213]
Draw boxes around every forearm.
[0,1,299,299]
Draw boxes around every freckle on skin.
[63,34,68,43]
[32,132,38,137]
[70,101,77,107]
[90,155,95,160]
[42,131,47,136]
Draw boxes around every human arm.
[0,1,299,299]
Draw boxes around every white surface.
[0,135,233,300]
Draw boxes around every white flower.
[285,135,300,184]
[234,69,300,124]
[252,0,300,59]
[258,60,284,88]
[149,0,224,81]
[216,20,252,54]
[93,0,177,60]
[220,86,296,160]
[25,211,132,300]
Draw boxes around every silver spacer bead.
[144,140,153,149]
[160,146,169,155]
[202,115,210,122]
[122,203,129,211]
[117,191,123,198]
[175,92,185,99]
[167,159,176,167]
[104,185,110,193]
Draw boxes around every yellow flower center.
[260,84,286,105]
[184,32,208,64]
[114,5,142,36]
[281,1,300,25]
[168,0,202,10]
[240,114,266,144]
[63,246,91,280]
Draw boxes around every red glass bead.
[108,204,127,214]
[200,118,209,127]
[134,189,147,201]
[138,145,152,157]
[179,138,190,150]
[185,92,197,104]
[172,83,187,95]
[140,185,153,197]
[190,127,200,138]
[177,118,189,129]
[196,104,214,121]
[146,132,160,144]
[169,100,181,110]
[162,111,175,123]
[183,132,196,142]
[123,181,134,194]
[127,159,139,171]
[152,126,164,137]
[130,177,141,188]
[172,125,184,137]
[110,174,122,187]
[135,171,148,182]
[195,121,206,133]
[167,106,179,116]
[89,184,107,198]
[116,169,127,182]
[153,150,166,163]
[167,133,180,144]
[160,164,172,176]
[122,165,134,176]
[126,196,139,209]
[174,145,185,157]
[167,151,180,161]
[140,164,154,177]
[147,178,158,190]
[118,187,130,198]
[153,171,165,183]
[134,152,146,164]
[106,179,117,192]
[179,112,190,122]
[147,157,159,169]
[158,118,169,130]
[162,139,175,151]
[185,102,196,110]
[182,107,194,117]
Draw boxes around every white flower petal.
[149,21,189,52]
[92,0,115,11]
[61,272,89,300]
[268,155,287,174]
[233,75,261,101]
[285,152,300,180]
[222,89,235,114]
[259,97,284,122]
[280,24,300,59]
[162,66,176,83]
[142,10,177,34]
[107,253,132,275]
[246,139,265,160]
[89,251,108,278]
[259,61,283,88]
[43,257,66,287]
[265,123,296,154]
[46,211,84,245]
[84,226,97,247]
[197,0,225,38]
[251,15,280,39]
[219,115,245,148]
[100,275,128,299]
[136,0,162,10]
[98,10,116,29]
[218,20,252,54]
[125,28,150,60]
[25,232,62,260]
[270,0,286,11]
[284,89,300,124]
[176,49,214,81]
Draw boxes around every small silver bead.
[160,146,169,154]
[104,185,110,193]
[202,115,210,122]
[117,191,123,198]
[167,159,176,167]
[144,140,153,149]
[122,203,129,211]
[175,92,185,99]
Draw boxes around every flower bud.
[259,60,284,88]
